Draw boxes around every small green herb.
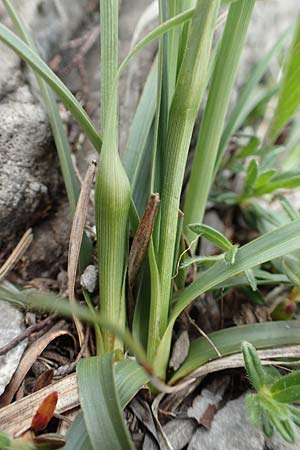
[242,341,300,443]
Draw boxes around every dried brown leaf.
[128,193,160,287]
[0,229,33,280]
[68,160,96,346]
[0,373,78,436]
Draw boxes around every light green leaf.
[179,254,225,270]
[261,410,274,438]
[188,223,233,251]
[268,415,296,444]
[242,341,267,391]
[254,169,277,190]
[77,354,135,450]
[244,159,259,195]
[237,136,260,159]
[224,245,239,266]
[0,282,151,371]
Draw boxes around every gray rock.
[0,301,26,396]
[188,394,264,450]
[188,394,300,450]
[237,0,298,87]
[0,0,90,247]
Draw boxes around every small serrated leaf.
[262,410,274,438]
[254,169,277,189]
[246,393,262,427]
[179,254,225,270]
[224,245,238,265]
[269,415,296,444]
[237,136,260,159]
[244,159,258,195]
[188,224,233,251]
[242,341,267,391]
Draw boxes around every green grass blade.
[157,0,221,342]
[117,8,194,80]
[266,17,300,143]
[170,321,300,383]
[0,23,101,152]
[154,218,300,377]
[63,414,93,450]
[183,0,256,243]
[216,27,291,171]
[64,359,149,450]
[100,0,118,129]
[123,60,157,214]
[77,354,135,450]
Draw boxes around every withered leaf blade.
[0,228,33,280]
[68,160,97,346]
[128,193,160,287]
[31,391,58,432]
[33,369,54,393]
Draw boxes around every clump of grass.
[0,1,300,448]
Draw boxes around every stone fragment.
[0,301,26,396]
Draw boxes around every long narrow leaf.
[64,359,149,450]
[170,321,300,383]
[77,354,135,450]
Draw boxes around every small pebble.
[80,265,98,293]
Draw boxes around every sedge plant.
[0,0,300,448]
